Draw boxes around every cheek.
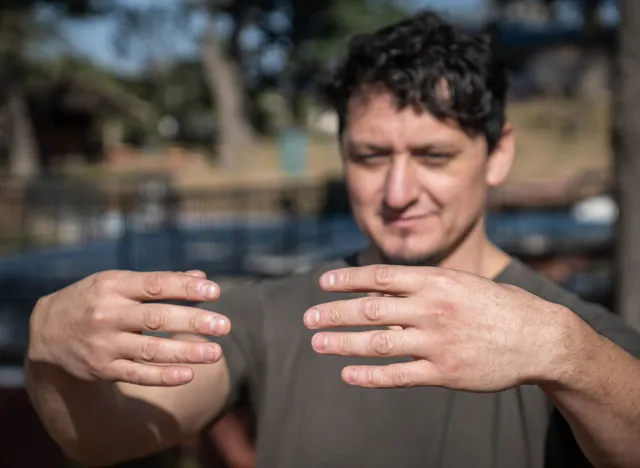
[424,165,488,216]
[346,167,383,210]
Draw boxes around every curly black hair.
[321,11,509,153]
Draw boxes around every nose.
[384,157,420,211]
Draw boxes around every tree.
[200,1,256,172]
[280,0,407,127]
[612,0,640,332]
[113,0,258,171]
[111,0,407,171]
[0,0,107,179]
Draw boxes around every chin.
[377,243,441,267]
[380,251,439,267]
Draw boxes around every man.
[25,11,640,468]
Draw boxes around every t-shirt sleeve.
[198,280,264,406]
[524,274,640,466]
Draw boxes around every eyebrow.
[346,142,393,154]
[346,141,455,153]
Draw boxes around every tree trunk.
[612,0,640,332]
[288,70,306,127]
[7,86,39,179]
[201,15,254,172]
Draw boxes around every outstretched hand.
[28,270,230,387]
[304,264,579,391]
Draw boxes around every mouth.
[382,213,433,228]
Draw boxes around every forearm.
[540,328,640,468]
[25,359,182,465]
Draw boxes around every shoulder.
[500,258,640,357]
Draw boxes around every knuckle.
[339,335,353,354]
[144,274,164,298]
[123,366,145,384]
[373,265,394,287]
[343,271,356,289]
[393,367,413,387]
[182,343,195,362]
[188,312,199,332]
[183,279,201,299]
[83,345,109,376]
[369,367,382,386]
[86,306,112,328]
[143,306,166,331]
[432,270,460,290]
[432,299,457,322]
[370,332,395,356]
[326,307,341,326]
[363,297,385,322]
[140,338,160,362]
[90,271,118,296]
[88,356,109,377]
[34,294,51,312]
[439,353,463,376]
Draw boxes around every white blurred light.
[571,195,618,224]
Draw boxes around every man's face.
[341,91,514,265]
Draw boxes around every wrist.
[530,304,598,390]
[27,296,54,364]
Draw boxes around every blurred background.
[0,0,639,466]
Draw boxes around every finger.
[311,329,424,358]
[119,304,231,336]
[106,360,194,387]
[304,296,419,329]
[92,271,220,302]
[341,360,438,388]
[118,334,223,365]
[183,270,207,278]
[319,265,427,295]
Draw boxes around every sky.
[54,0,620,77]
[57,0,488,76]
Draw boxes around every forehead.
[342,91,468,147]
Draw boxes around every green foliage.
[304,0,408,64]
[0,0,108,15]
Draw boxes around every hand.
[28,270,230,387]
[303,265,577,391]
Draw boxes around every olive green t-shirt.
[204,257,640,468]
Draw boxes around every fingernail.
[312,334,328,351]
[213,317,228,334]
[200,282,218,299]
[305,309,320,327]
[343,368,356,384]
[178,368,191,382]
[321,273,336,288]
[202,345,217,362]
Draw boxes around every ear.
[486,123,515,187]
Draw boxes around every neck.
[360,216,511,279]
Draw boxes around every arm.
[26,356,230,466]
[300,264,640,467]
[24,270,235,466]
[540,315,640,468]
[208,405,256,468]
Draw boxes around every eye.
[414,152,453,165]
[351,153,390,166]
